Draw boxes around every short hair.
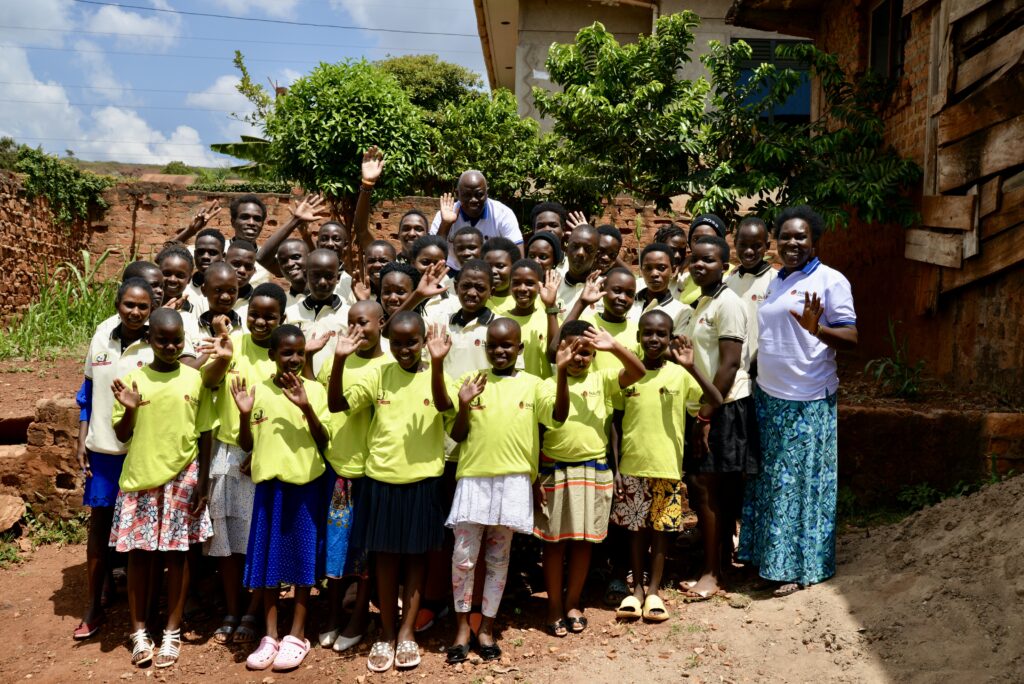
[400,208,428,226]
[511,258,543,280]
[117,277,155,304]
[204,261,236,281]
[155,244,194,269]
[597,224,622,243]
[559,319,593,342]
[530,201,567,228]
[640,242,674,263]
[196,228,226,249]
[738,216,769,237]
[639,309,673,330]
[227,238,257,254]
[379,261,421,289]
[365,239,397,257]
[654,224,686,244]
[410,234,448,259]
[277,237,308,254]
[319,220,348,234]
[306,247,340,267]
[122,260,160,283]
[453,226,483,242]
[229,194,266,220]
[148,307,182,330]
[688,213,727,240]
[251,282,287,314]
[694,235,730,263]
[269,323,303,352]
[526,231,564,264]
[489,317,521,337]
[774,205,825,243]
[482,237,519,258]
[604,266,635,282]
[569,223,598,241]
[457,258,491,282]
[389,310,426,336]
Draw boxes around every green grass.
[0,250,120,360]
[25,508,88,547]
[0,533,21,569]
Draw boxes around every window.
[733,38,813,125]
[869,0,909,80]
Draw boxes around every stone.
[0,494,24,532]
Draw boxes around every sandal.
[773,582,803,597]
[394,640,421,669]
[246,636,279,671]
[154,628,182,668]
[478,642,502,661]
[233,614,259,644]
[130,628,154,667]
[642,594,670,622]
[446,642,470,664]
[604,578,630,606]
[615,595,643,620]
[546,618,568,638]
[213,615,239,644]
[367,641,395,672]
[73,615,105,640]
[566,615,588,633]
[272,635,310,671]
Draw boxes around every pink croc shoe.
[272,635,310,671]
[246,636,279,670]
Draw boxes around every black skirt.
[351,476,445,554]
[683,394,761,475]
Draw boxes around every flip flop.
[546,619,568,638]
[367,641,395,672]
[773,582,803,597]
[615,595,643,619]
[73,616,104,640]
[272,635,310,671]
[566,615,588,633]
[213,615,239,644]
[642,594,670,622]
[233,615,259,644]
[394,640,421,669]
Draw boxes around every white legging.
[451,522,514,618]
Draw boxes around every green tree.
[161,160,193,175]
[376,54,483,112]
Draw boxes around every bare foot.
[773,582,803,597]
[680,574,722,600]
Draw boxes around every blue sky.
[0,0,485,166]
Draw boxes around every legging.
[451,522,514,618]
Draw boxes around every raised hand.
[291,193,327,224]
[458,372,488,406]
[439,193,458,224]
[669,335,695,368]
[582,327,617,352]
[305,329,335,354]
[361,145,385,186]
[189,199,221,231]
[426,323,452,362]
[161,295,186,310]
[539,269,562,308]
[554,337,580,371]
[212,314,232,337]
[199,330,234,361]
[580,270,606,306]
[790,291,824,336]
[279,372,310,409]
[333,324,366,358]
[415,260,449,299]
[353,274,372,301]
[111,379,142,410]
[566,210,588,231]
[230,376,255,415]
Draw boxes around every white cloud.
[78,107,225,166]
[0,0,74,47]
[0,46,82,143]
[84,0,182,50]
[186,75,260,141]
[210,0,301,19]
[74,40,134,103]
[278,68,303,85]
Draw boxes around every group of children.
[75,153,780,674]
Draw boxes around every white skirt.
[445,473,534,534]
[204,440,256,557]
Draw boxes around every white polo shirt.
[429,198,524,270]
[756,258,857,401]
[285,294,349,377]
[188,238,271,287]
[725,261,776,362]
[335,270,356,305]
[83,324,154,455]
[686,284,750,408]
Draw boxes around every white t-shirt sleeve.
[717,295,747,343]
[824,271,857,327]
[495,203,524,245]
[428,211,443,235]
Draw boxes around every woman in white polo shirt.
[738,206,858,596]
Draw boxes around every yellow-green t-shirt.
[316,352,392,478]
[113,364,216,492]
[488,293,516,316]
[208,332,276,447]
[248,377,330,485]
[503,308,552,379]
[346,363,453,484]
[612,363,703,479]
[582,312,643,373]
[537,368,620,462]
[450,370,553,480]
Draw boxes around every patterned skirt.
[532,456,614,543]
[108,460,213,553]
[738,387,838,586]
[204,441,256,558]
[447,473,534,534]
[244,476,326,588]
[325,476,367,578]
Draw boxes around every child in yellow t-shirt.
[315,300,390,652]
[610,310,722,623]
[196,282,286,646]
[533,320,645,637]
[230,324,331,672]
[562,268,643,371]
[328,311,455,672]
[482,237,519,315]
[434,318,568,664]
[108,308,215,669]
[504,259,561,379]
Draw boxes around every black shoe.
[478,642,502,661]
[446,643,471,664]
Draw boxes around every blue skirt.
[83,450,124,508]
[244,477,326,588]
[738,386,838,586]
[325,476,369,578]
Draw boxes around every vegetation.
[13,146,113,226]
[375,54,482,112]
[865,318,925,398]
[0,250,120,360]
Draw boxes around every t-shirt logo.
[474,339,481,346]
[790,289,798,295]
[252,408,267,425]
[423,398,431,406]
[137,360,144,367]
[470,397,485,410]
[375,391,390,406]
[581,390,589,398]
[93,353,111,366]
[659,387,679,396]
[624,387,639,398]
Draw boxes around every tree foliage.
[15,146,112,226]
[375,54,482,112]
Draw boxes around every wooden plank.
[922,194,978,229]
[963,185,981,257]
[949,0,998,22]
[980,176,1003,216]
[903,0,938,16]
[956,0,1024,52]
[937,113,1024,192]
[942,224,1024,291]
[923,6,946,192]
[938,55,1024,145]
[955,24,1024,93]
[981,185,1024,237]
[905,228,965,267]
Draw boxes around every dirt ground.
[0,356,83,421]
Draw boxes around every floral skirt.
[109,460,213,553]
[325,476,367,578]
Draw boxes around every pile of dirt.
[833,474,1024,681]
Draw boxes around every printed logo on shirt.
[93,352,111,367]
[252,408,267,425]
[659,387,679,396]
[375,390,390,406]
[623,387,639,398]
[473,339,481,346]
[183,394,199,407]
[137,360,144,367]
[138,400,151,407]
[423,398,431,407]
[519,400,534,410]
[469,397,485,411]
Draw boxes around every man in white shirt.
[429,170,524,271]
